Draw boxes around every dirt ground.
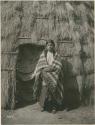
[2,103,95,124]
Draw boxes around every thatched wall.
[1,1,94,109]
[1,1,23,109]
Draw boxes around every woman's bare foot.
[41,107,44,112]
[52,108,56,114]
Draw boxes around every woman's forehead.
[47,42,55,46]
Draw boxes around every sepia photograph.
[1,0,95,124]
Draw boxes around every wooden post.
[79,39,88,105]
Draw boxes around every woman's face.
[46,42,55,52]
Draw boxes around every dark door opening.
[15,44,44,109]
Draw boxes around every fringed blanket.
[33,51,64,103]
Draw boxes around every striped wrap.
[33,51,64,103]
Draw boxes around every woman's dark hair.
[44,39,55,56]
[46,39,55,47]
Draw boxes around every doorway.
[15,44,44,108]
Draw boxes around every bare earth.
[2,103,95,124]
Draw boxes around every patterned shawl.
[33,51,64,102]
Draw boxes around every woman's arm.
[30,73,35,80]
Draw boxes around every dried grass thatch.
[1,1,94,109]
[1,1,22,109]
[84,58,94,73]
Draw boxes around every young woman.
[32,39,64,113]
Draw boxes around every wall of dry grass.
[1,1,94,109]
[1,1,23,109]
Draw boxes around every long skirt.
[39,84,58,110]
[33,71,64,109]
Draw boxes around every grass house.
[1,1,94,109]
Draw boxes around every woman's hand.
[43,66,55,72]
[43,68,50,72]
[30,73,35,79]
